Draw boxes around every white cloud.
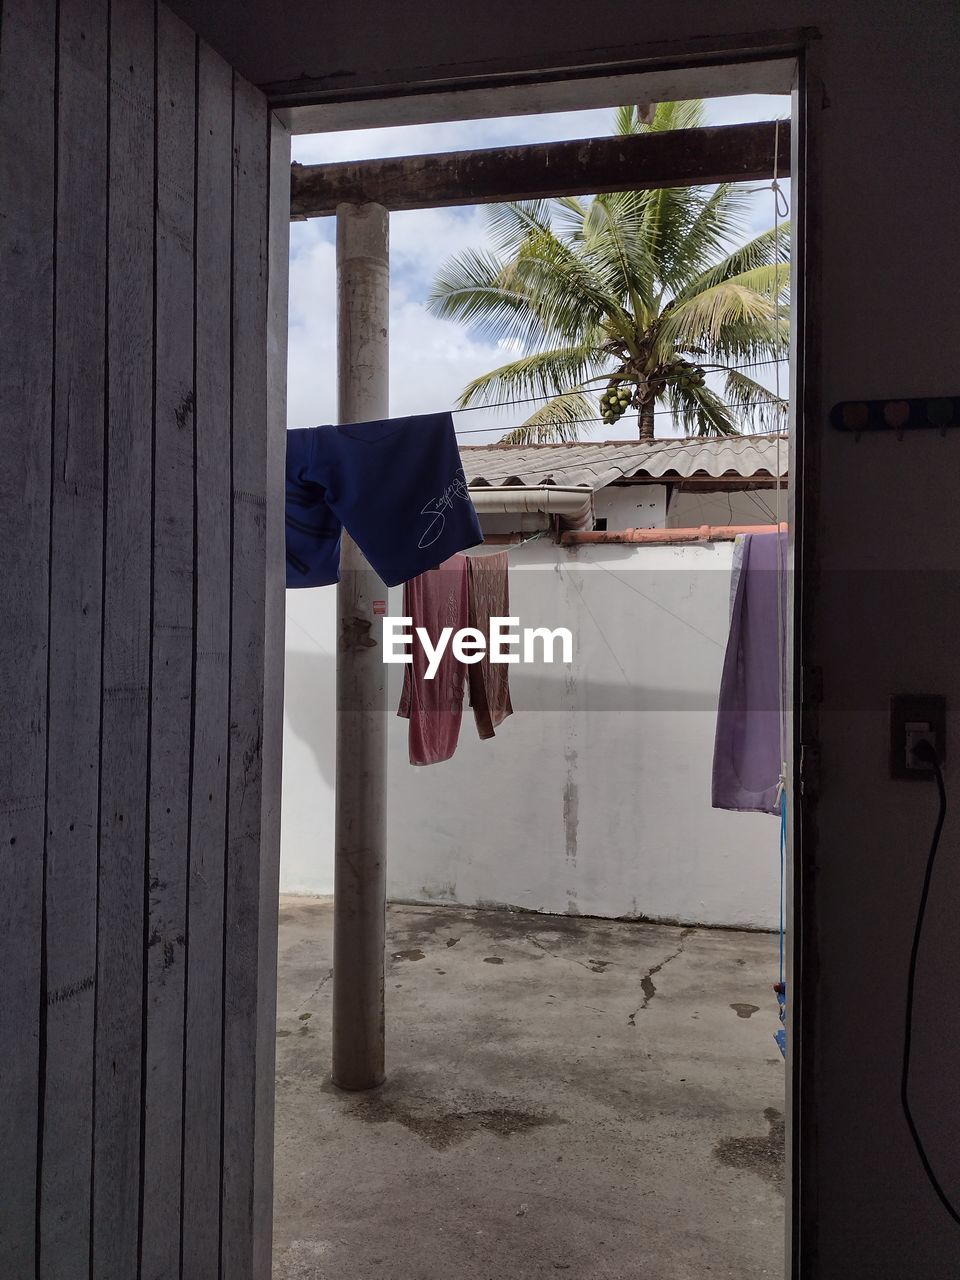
[390,205,490,298]
[290,107,618,166]
[287,230,337,428]
[287,207,510,437]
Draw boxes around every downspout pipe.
[468,485,595,532]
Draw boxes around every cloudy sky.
[288,94,790,443]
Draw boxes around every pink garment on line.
[397,555,469,766]
[467,551,513,740]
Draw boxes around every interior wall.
[0,1,288,1275]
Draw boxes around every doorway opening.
[273,56,802,1280]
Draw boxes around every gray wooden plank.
[252,107,290,1280]
[0,2,57,1271]
[91,1,156,1270]
[180,35,233,1280]
[221,69,270,1280]
[38,3,109,1274]
[139,6,196,1276]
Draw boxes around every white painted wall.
[281,539,781,928]
[594,482,667,528]
[667,486,780,528]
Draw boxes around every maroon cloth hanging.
[466,551,514,740]
[397,555,469,766]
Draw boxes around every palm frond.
[427,247,553,349]
[654,184,754,296]
[553,195,589,241]
[664,380,739,437]
[484,200,556,256]
[657,274,786,353]
[691,312,789,366]
[579,195,658,322]
[722,368,789,432]
[510,231,636,342]
[614,104,640,135]
[499,391,595,445]
[676,224,791,301]
[617,100,707,135]
[456,344,602,409]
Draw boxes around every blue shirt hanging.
[285,411,484,588]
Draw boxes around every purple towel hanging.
[712,530,787,815]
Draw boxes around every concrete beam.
[290,120,790,219]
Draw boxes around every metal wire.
[450,358,789,422]
[454,400,790,438]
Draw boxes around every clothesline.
[465,531,544,556]
[448,357,789,425]
[450,353,788,417]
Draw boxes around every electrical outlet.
[890,695,946,778]
[905,723,935,771]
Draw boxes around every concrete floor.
[273,898,785,1280]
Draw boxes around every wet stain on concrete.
[387,909,470,946]
[714,1107,785,1190]
[348,1091,561,1150]
[483,956,505,965]
[391,949,425,963]
[276,1029,291,1038]
[448,905,595,947]
[730,1002,760,1019]
[298,1011,312,1021]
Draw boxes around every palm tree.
[428,101,789,444]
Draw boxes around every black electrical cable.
[901,740,960,1225]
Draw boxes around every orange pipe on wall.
[560,521,787,547]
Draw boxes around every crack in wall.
[627,928,694,1024]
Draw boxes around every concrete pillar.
[332,203,389,1090]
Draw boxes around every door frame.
[266,35,820,1275]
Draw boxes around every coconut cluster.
[671,363,706,391]
[599,384,634,426]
